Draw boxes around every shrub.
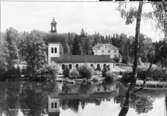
[37,64,59,80]
[69,68,80,79]
[121,72,134,84]
[63,65,70,77]
[104,71,115,83]
[78,64,93,79]
[137,68,167,81]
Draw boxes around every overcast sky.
[1,1,164,41]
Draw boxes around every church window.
[69,64,72,69]
[55,48,57,53]
[62,64,65,70]
[54,103,57,108]
[51,103,54,108]
[51,48,54,53]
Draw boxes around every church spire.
[51,18,57,33]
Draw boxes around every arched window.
[51,103,54,108]
[69,64,72,69]
[103,64,106,68]
[62,64,65,70]
[96,64,101,71]
[55,48,57,53]
[54,102,57,108]
[90,64,94,67]
[51,48,54,53]
[76,64,79,69]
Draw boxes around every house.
[92,43,120,59]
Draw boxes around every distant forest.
[0,27,167,71]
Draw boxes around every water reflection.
[0,81,166,116]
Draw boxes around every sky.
[1,1,165,42]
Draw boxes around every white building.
[92,43,120,59]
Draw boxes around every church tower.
[48,96,60,116]
[51,18,57,33]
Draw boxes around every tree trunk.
[132,1,143,85]
[118,2,143,116]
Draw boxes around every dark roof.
[51,55,115,63]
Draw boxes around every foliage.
[63,65,70,77]
[19,30,47,76]
[104,71,115,83]
[0,37,8,73]
[131,95,153,114]
[78,64,93,79]
[72,35,83,55]
[5,27,19,69]
[154,41,167,67]
[121,72,134,84]
[138,68,167,81]
[69,68,80,79]
[37,64,59,80]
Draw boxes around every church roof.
[93,43,118,50]
[51,55,115,63]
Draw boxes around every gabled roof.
[93,43,118,50]
[51,55,115,63]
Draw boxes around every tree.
[20,30,47,77]
[63,65,70,77]
[5,27,19,69]
[72,36,82,55]
[69,68,80,79]
[0,36,8,74]
[118,2,144,116]
[78,64,92,79]
[37,64,59,80]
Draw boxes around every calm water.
[0,81,166,116]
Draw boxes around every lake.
[0,81,166,116]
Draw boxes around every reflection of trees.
[0,81,56,116]
[60,98,103,112]
[0,82,20,116]
[131,95,153,114]
[115,92,153,116]
[20,83,48,116]
[79,82,91,94]
[60,99,80,112]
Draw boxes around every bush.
[69,68,80,79]
[104,71,115,83]
[37,64,59,80]
[78,64,93,79]
[137,68,167,81]
[63,65,70,77]
[121,72,134,84]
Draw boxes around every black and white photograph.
[1,0,167,116]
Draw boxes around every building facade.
[92,43,120,59]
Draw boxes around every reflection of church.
[48,18,121,73]
[48,96,60,116]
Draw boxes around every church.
[48,18,121,73]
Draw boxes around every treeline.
[0,27,167,79]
